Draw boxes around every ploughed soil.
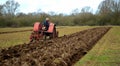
[0,29,32,34]
[0,27,111,66]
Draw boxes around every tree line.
[0,0,120,27]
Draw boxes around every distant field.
[75,26,120,66]
[0,27,32,32]
[0,26,93,48]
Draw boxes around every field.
[0,26,93,48]
[0,26,119,66]
[0,27,32,32]
[75,26,120,66]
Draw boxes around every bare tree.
[98,0,120,25]
[81,6,92,13]
[3,0,20,17]
[71,8,80,15]
[48,11,56,16]
[0,5,3,16]
[98,0,120,14]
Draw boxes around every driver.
[42,18,50,31]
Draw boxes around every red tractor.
[30,22,58,43]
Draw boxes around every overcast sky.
[0,0,104,14]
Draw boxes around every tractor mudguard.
[47,23,54,33]
[33,22,42,32]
